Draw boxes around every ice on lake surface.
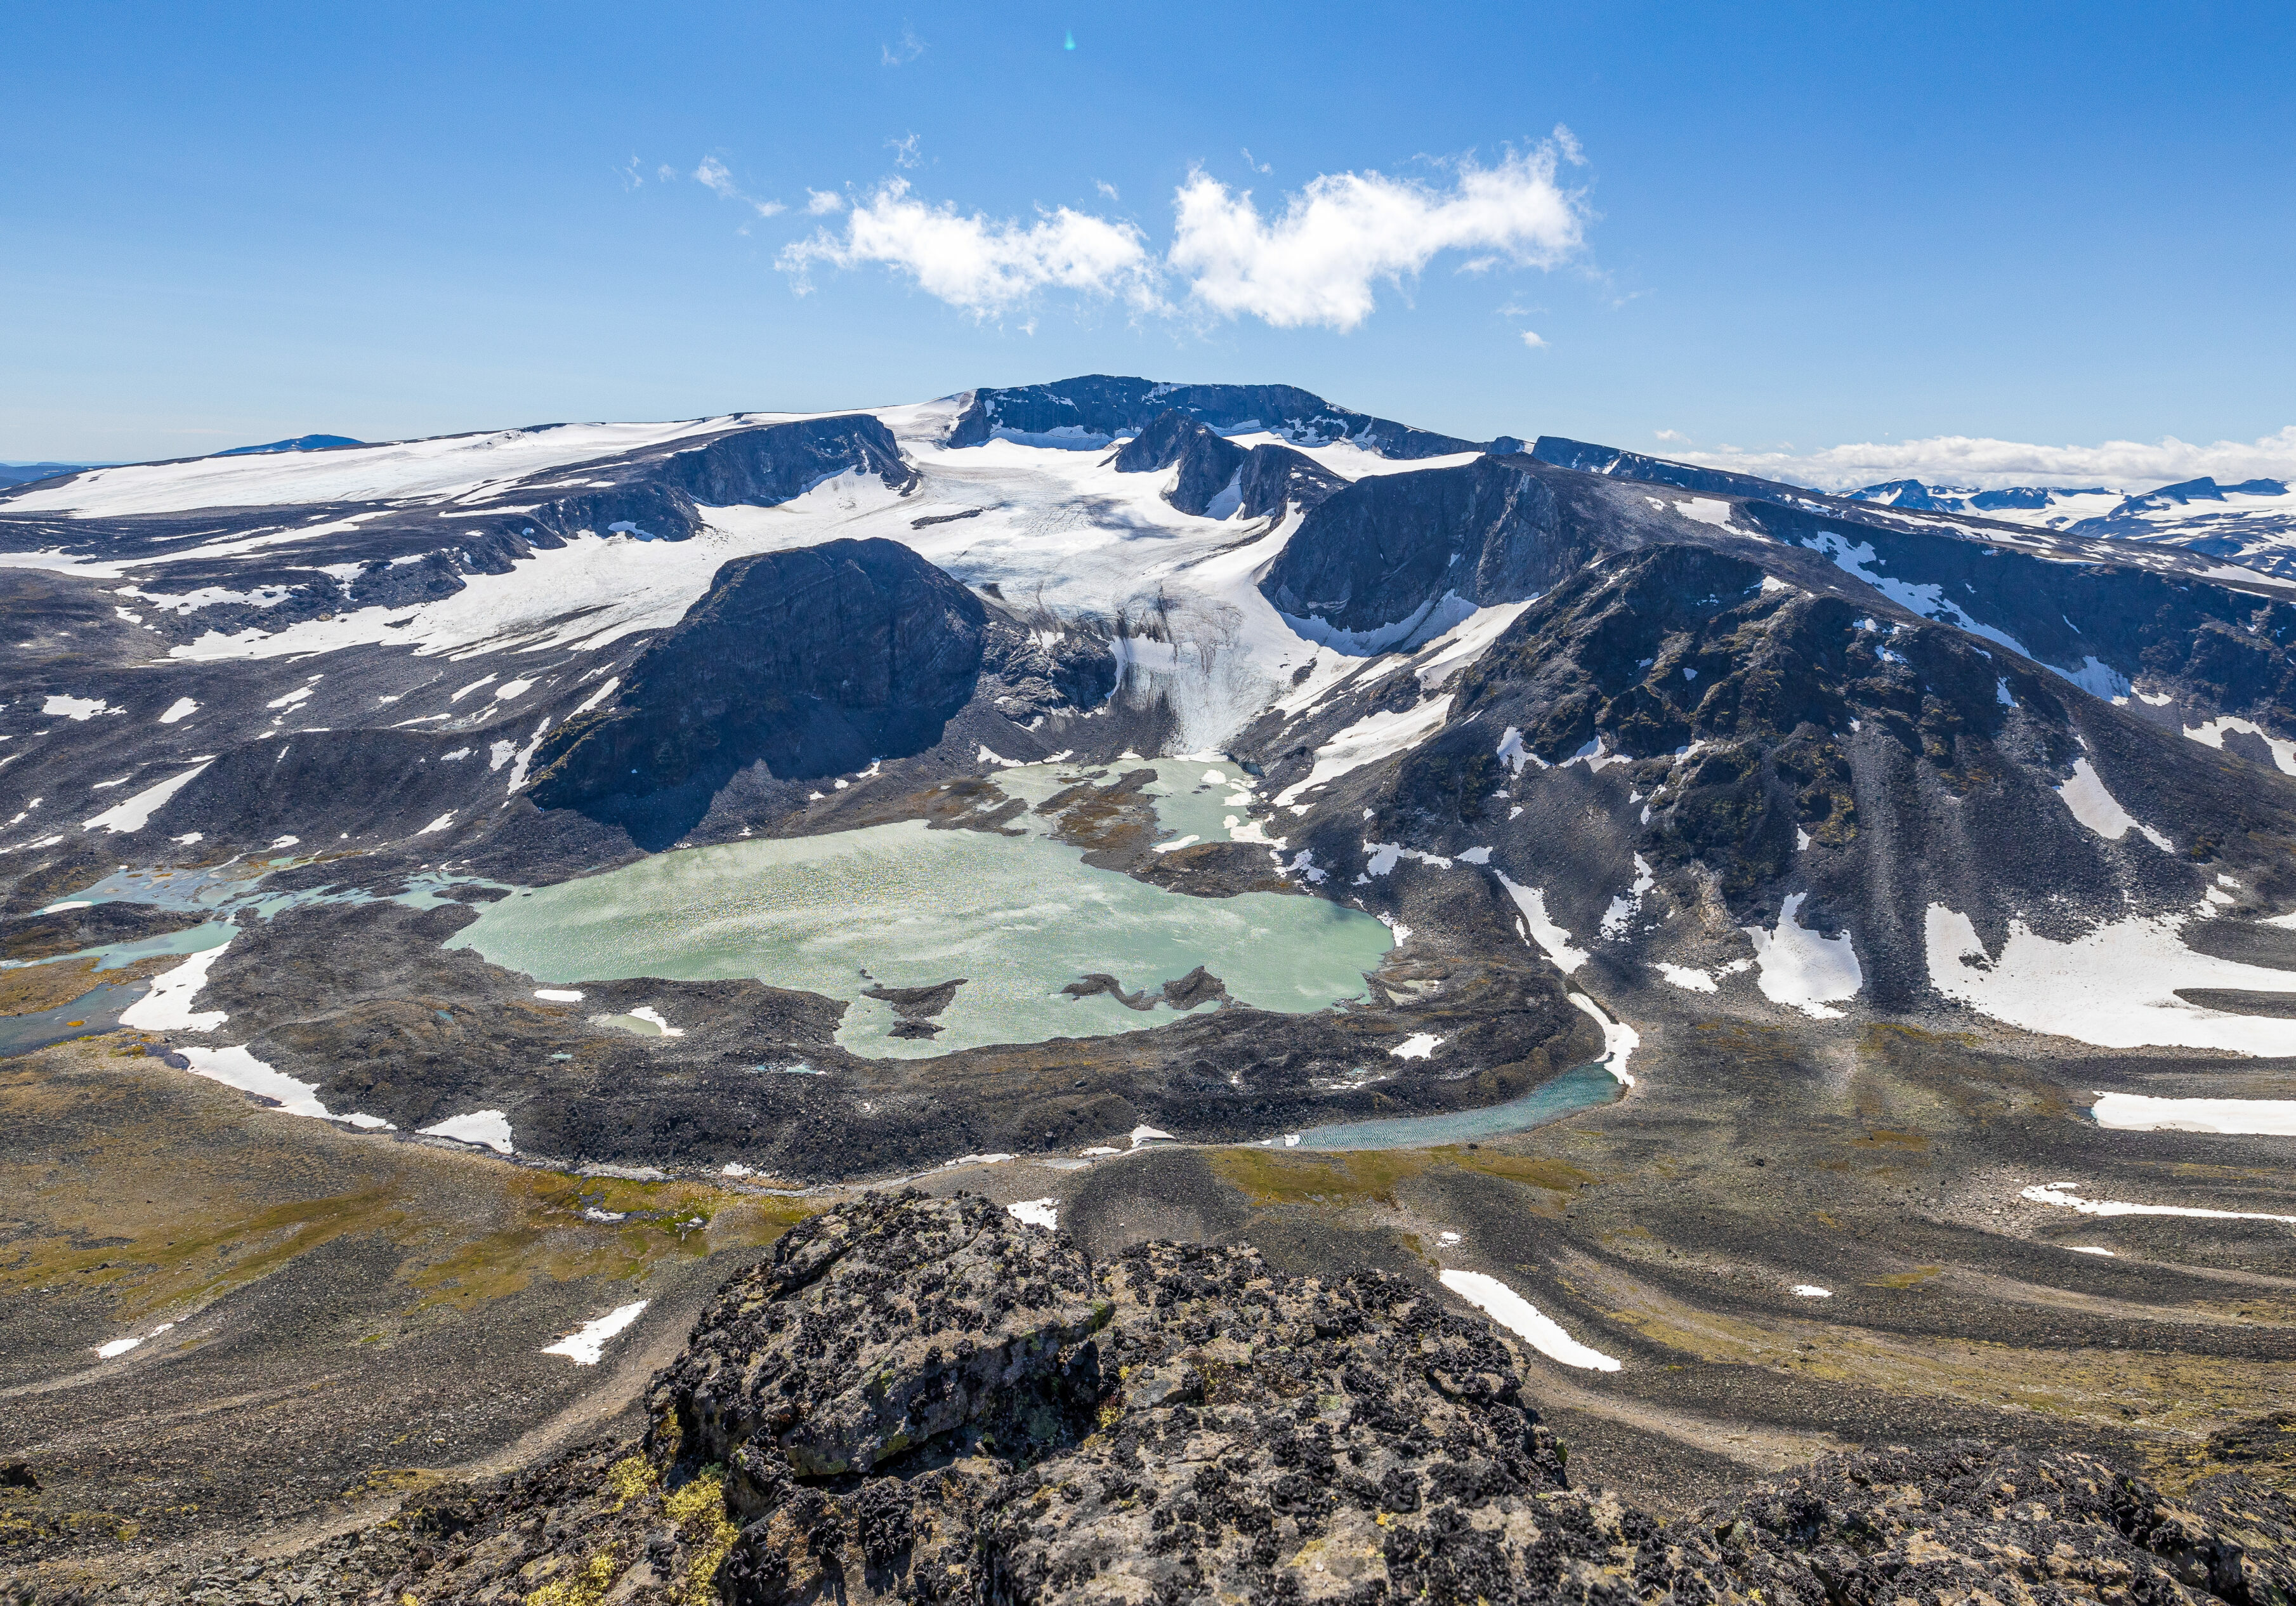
[449,763,1393,1058]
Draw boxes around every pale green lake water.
[447,768,1391,1058]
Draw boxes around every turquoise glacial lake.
[447,772,1391,1058]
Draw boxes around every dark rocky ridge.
[948,374,1522,459]
[528,538,992,808]
[30,1194,2296,1606]
[1112,408,1349,522]
[0,414,917,653]
[1249,538,2296,1025]
[1264,447,2296,753]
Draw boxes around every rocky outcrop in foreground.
[21,1194,2296,1605]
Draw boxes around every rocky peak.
[527,537,987,809]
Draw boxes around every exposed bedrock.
[1112,408,1349,521]
[161,1194,2296,1606]
[521,412,919,547]
[527,537,990,808]
[1259,455,1679,641]
[947,373,1519,459]
[1257,539,2296,1017]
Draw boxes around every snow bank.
[1388,1032,1444,1060]
[1494,872,1589,975]
[2019,1183,2296,1225]
[2090,1092,2296,1136]
[82,761,212,833]
[1925,903,2296,1055]
[1743,893,1861,1018]
[120,941,233,1032]
[542,1299,649,1366]
[1439,1270,1621,1371]
[1567,992,1639,1085]
[177,1043,391,1128]
[419,1109,515,1153]
[1007,1198,1059,1230]
[2056,760,2172,850]
[1275,696,1453,808]
[2184,716,2296,776]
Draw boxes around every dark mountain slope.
[948,373,1522,458]
[527,538,993,808]
[1108,407,1348,520]
[1249,543,2296,1017]
[1266,449,2296,756]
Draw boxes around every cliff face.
[102,1195,2296,1606]
[947,374,1514,459]
[527,537,988,806]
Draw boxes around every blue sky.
[4,1,2292,485]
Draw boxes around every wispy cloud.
[1519,329,1548,349]
[1168,133,1588,331]
[886,132,922,170]
[1677,426,2296,492]
[881,23,926,65]
[616,155,646,190]
[805,188,845,216]
[778,179,1162,317]
[1653,429,1687,443]
[1240,147,1272,175]
[695,157,784,218]
[778,135,1591,329]
[1095,180,1120,202]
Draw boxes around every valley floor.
[8,982,2296,1596]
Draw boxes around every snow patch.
[2184,716,2296,776]
[1389,1032,1444,1060]
[1742,893,1861,1018]
[2090,1093,2296,1136]
[121,942,233,1032]
[1274,696,1453,808]
[1926,903,2296,1054]
[1007,1198,1059,1230]
[419,1109,515,1153]
[542,1300,648,1366]
[82,761,212,833]
[2056,759,2172,849]
[1494,873,1589,975]
[1567,992,1639,1085]
[1439,1269,1621,1372]
[2019,1183,2296,1225]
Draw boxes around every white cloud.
[887,132,922,170]
[616,155,645,190]
[1095,180,1120,201]
[1519,329,1547,349]
[881,23,926,65]
[1678,425,2296,492]
[655,163,676,183]
[694,157,784,218]
[1167,134,1587,331]
[1240,147,1273,175]
[775,134,1589,330]
[806,188,845,215]
[1653,429,1688,443]
[778,178,1161,317]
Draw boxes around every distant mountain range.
[1847,473,2296,576]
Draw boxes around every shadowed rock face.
[1238,439,1346,522]
[1261,456,1599,638]
[1111,409,1248,517]
[948,374,1513,459]
[526,537,987,808]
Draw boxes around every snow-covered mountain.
[1847,473,2296,578]
[7,376,2296,1176]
